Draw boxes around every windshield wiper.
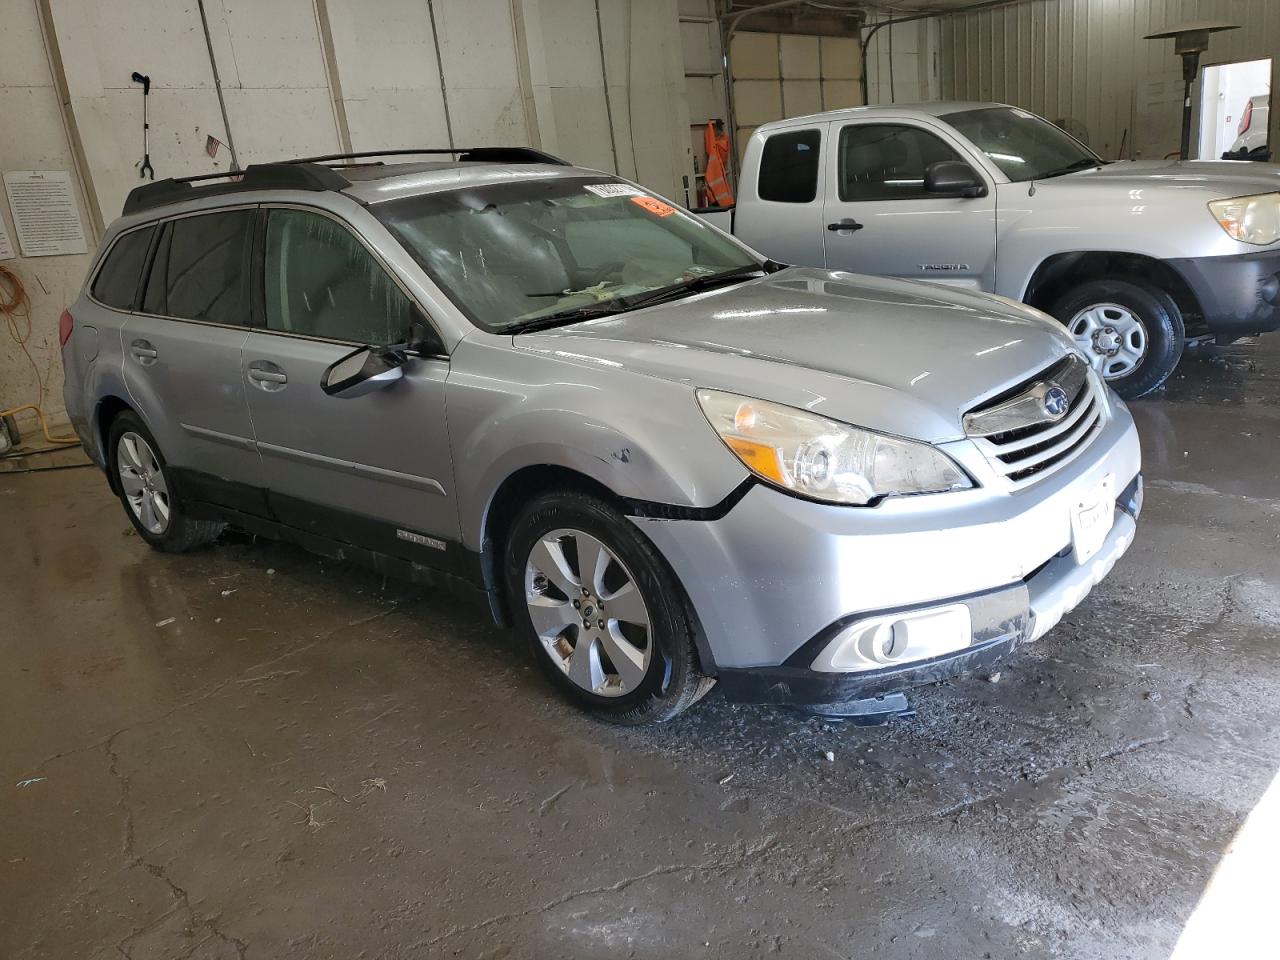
[505,263,774,334]
[611,264,769,312]
[505,302,630,334]
[1039,157,1106,179]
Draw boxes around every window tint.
[92,226,155,309]
[143,211,250,324]
[838,124,964,201]
[758,129,821,203]
[264,209,414,345]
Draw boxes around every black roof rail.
[286,147,570,166]
[121,147,571,216]
[123,163,351,216]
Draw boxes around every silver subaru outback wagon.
[61,148,1143,723]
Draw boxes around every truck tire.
[1048,278,1184,400]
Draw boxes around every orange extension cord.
[0,263,79,445]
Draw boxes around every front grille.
[963,355,1105,487]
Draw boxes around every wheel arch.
[1021,251,1204,334]
[94,395,138,495]
[477,463,719,674]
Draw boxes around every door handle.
[827,218,865,232]
[247,361,288,391]
[130,339,158,364]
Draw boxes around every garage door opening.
[1199,58,1272,161]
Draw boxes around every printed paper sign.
[584,182,644,198]
[3,170,88,257]
[0,213,14,261]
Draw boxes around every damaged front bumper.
[632,402,1142,715]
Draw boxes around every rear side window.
[757,129,821,203]
[143,210,251,324]
[263,209,414,345]
[91,226,155,310]
[838,124,963,201]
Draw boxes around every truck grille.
[963,355,1104,487]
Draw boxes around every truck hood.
[515,267,1075,442]
[1053,159,1280,197]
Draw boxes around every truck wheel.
[1048,278,1184,399]
[108,411,224,553]
[504,491,714,724]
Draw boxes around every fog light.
[812,604,973,673]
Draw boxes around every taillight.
[1239,100,1253,135]
[58,309,74,346]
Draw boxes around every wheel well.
[478,464,716,674]
[1022,252,1205,335]
[95,396,134,492]
[479,465,623,621]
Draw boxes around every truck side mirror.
[322,345,408,398]
[924,161,988,198]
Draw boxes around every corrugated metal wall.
[939,0,1278,161]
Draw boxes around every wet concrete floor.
[2,338,1278,959]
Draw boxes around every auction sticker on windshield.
[584,183,644,198]
[631,196,676,217]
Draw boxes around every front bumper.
[632,400,1141,708]
[1165,249,1280,337]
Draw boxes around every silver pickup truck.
[700,102,1280,398]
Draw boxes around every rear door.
[123,207,264,512]
[241,205,460,561]
[821,119,997,290]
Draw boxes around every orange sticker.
[630,195,676,217]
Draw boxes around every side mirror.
[322,345,408,398]
[924,160,988,198]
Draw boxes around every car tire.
[108,411,224,553]
[504,491,714,724]
[1048,277,1184,400]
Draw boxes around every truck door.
[821,119,997,291]
[732,125,828,267]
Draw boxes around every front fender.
[446,337,748,551]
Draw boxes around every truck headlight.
[697,389,972,505]
[1209,192,1280,245]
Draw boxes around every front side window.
[263,209,414,345]
[942,106,1100,181]
[758,129,822,203]
[92,226,155,309]
[375,178,758,333]
[143,210,250,324]
[838,124,964,201]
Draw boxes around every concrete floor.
[3,338,1278,960]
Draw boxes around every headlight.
[1209,192,1280,245]
[697,390,972,505]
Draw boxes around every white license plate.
[1070,475,1114,564]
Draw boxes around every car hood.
[513,268,1075,443]
[1054,159,1280,197]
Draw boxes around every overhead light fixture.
[1143,21,1240,160]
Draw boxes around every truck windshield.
[373,178,759,333]
[942,106,1102,182]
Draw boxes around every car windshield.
[942,106,1102,182]
[373,177,760,333]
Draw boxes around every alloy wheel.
[524,528,652,697]
[1068,302,1147,380]
[118,432,171,535]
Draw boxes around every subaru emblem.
[1043,385,1069,419]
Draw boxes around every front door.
[242,206,460,565]
[822,120,997,291]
